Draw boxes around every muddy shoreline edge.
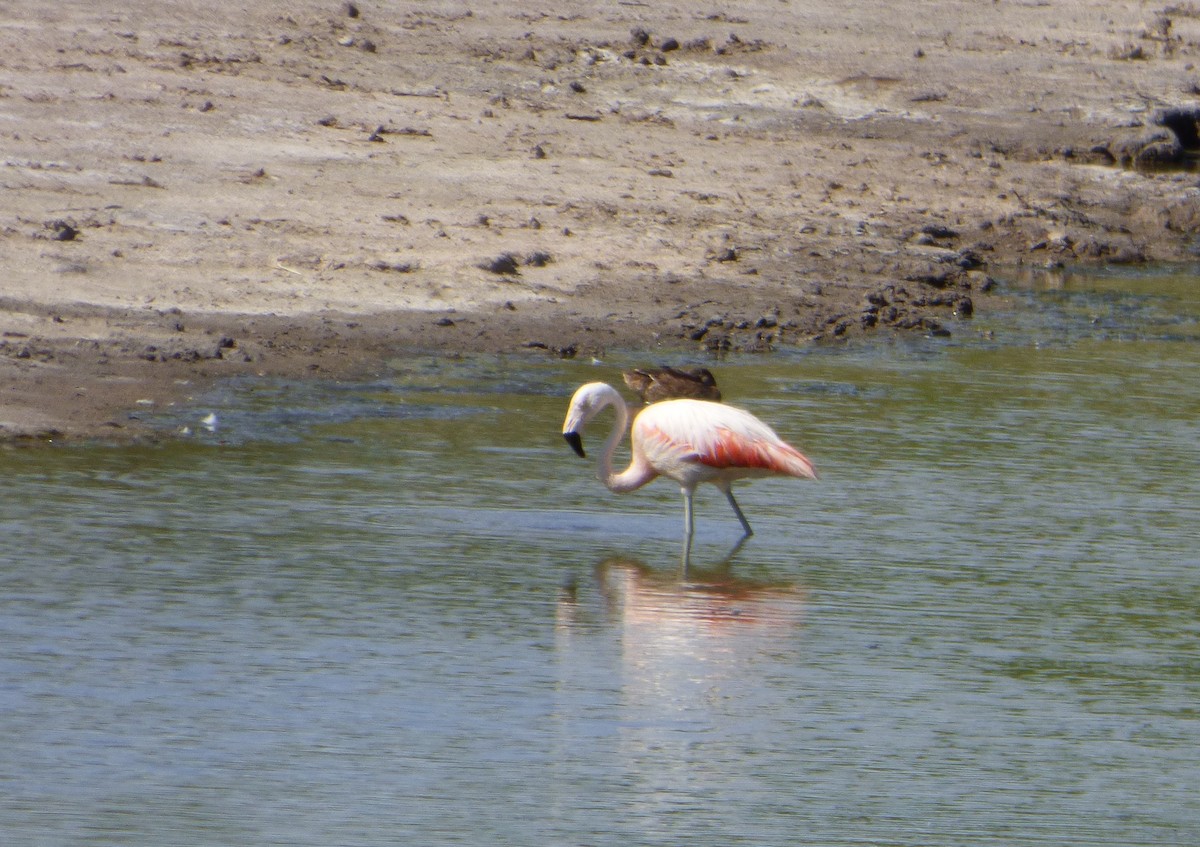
[5,0,1200,442]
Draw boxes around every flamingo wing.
[633,400,817,480]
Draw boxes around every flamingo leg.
[723,487,754,537]
[718,534,750,568]
[681,486,696,568]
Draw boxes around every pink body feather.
[634,399,817,486]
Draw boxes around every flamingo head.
[562,381,622,459]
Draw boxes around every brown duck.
[622,366,722,404]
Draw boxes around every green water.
[1,268,1197,845]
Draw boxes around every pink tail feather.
[701,428,818,479]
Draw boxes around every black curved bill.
[563,431,586,458]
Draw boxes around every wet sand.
[4,0,1200,440]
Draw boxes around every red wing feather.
[635,401,817,480]
[698,427,815,478]
[700,427,781,470]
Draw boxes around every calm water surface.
[1,269,1198,845]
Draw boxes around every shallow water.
[2,269,1198,845]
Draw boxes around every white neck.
[591,384,656,494]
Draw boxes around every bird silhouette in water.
[562,381,817,566]
[622,366,722,404]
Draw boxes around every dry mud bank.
[4,0,1200,439]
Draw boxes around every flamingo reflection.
[598,557,803,630]
[556,556,805,639]
[551,557,807,806]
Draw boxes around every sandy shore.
[4,0,1200,440]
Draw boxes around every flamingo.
[622,366,722,404]
[562,381,817,563]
